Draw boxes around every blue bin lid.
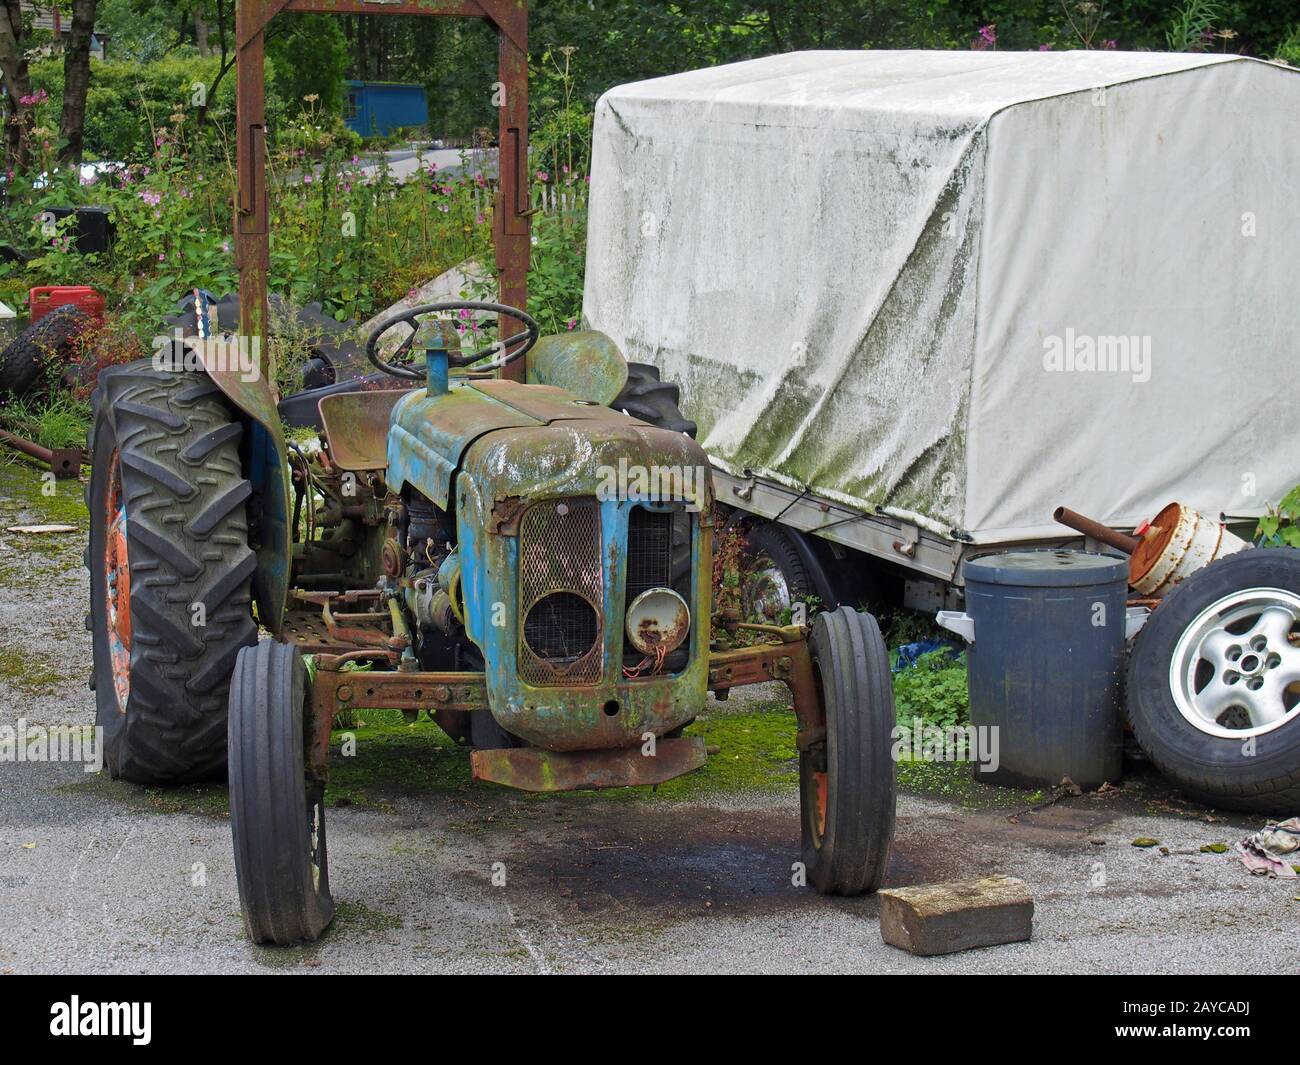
[963,548,1128,588]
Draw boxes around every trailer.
[583,50,1300,616]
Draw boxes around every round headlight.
[626,587,690,655]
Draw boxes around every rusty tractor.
[84,1,896,945]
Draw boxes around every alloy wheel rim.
[1168,587,1300,739]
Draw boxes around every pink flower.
[157,253,166,262]
[536,170,549,182]
[221,241,231,253]
[979,24,997,44]
[303,173,313,184]
[139,189,162,207]
[1102,39,1117,49]
[475,212,486,225]
[566,318,577,331]
[1039,43,1053,51]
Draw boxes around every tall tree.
[59,0,99,166]
[0,0,33,171]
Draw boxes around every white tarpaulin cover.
[583,51,1300,542]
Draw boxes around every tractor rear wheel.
[800,606,896,894]
[87,362,257,783]
[228,640,334,945]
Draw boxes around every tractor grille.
[518,498,603,686]
[624,505,693,667]
[626,507,673,604]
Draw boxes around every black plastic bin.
[940,549,1129,790]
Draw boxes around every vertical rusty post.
[235,0,529,382]
[235,0,271,369]
[489,1,530,381]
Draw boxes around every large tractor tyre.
[0,304,90,397]
[801,606,896,895]
[86,362,257,784]
[1126,549,1300,813]
[742,522,815,624]
[228,641,334,945]
[613,362,697,438]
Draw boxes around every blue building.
[343,81,429,137]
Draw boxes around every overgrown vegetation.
[1258,485,1300,548]
[893,650,970,730]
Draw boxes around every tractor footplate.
[471,737,708,792]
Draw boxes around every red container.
[29,285,104,323]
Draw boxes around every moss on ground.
[0,643,67,694]
[896,757,1046,810]
[58,771,230,817]
[326,711,473,809]
[0,460,87,585]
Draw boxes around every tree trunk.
[195,4,211,56]
[58,0,98,167]
[0,1,32,172]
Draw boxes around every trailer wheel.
[228,641,335,945]
[1126,549,1300,813]
[86,362,257,783]
[800,606,896,894]
[742,523,814,623]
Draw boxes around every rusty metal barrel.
[1128,502,1248,596]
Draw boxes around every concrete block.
[879,875,1033,956]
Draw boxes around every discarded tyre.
[1126,548,1300,813]
[612,362,697,437]
[0,304,89,398]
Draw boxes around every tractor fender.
[195,350,291,633]
[525,330,628,406]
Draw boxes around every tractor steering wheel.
[364,300,540,381]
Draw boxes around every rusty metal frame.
[302,624,826,790]
[235,0,530,381]
[707,624,826,754]
[0,428,84,479]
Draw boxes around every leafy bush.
[1257,485,1300,547]
[892,650,969,731]
[30,55,282,164]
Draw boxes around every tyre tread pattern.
[804,606,896,894]
[87,361,256,783]
[228,641,333,945]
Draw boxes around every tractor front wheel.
[800,606,896,894]
[228,640,334,945]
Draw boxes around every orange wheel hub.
[104,452,131,712]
